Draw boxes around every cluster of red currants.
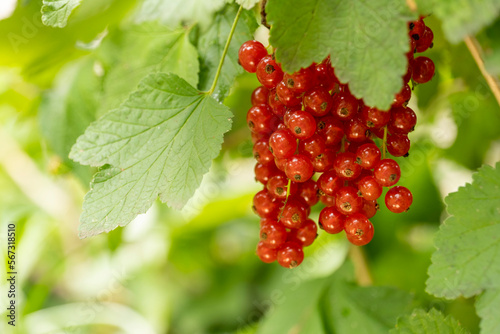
[239,17,434,269]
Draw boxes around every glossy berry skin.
[335,186,364,215]
[260,220,287,249]
[251,86,270,106]
[291,218,318,246]
[277,241,304,268]
[268,89,287,117]
[269,129,296,159]
[253,138,273,164]
[297,180,319,206]
[373,159,401,187]
[274,157,288,172]
[409,19,425,40]
[387,134,411,157]
[355,143,381,169]
[314,60,337,91]
[416,26,433,53]
[267,175,297,199]
[303,86,333,117]
[311,148,335,173]
[247,105,276,134]
[393,84,411,107]
[256,241,277,263]
[253,189,280,218]
[333,152,363,180]
[319,207,345,234]
[298,134,326,158]
[254,162,281,185]
[412,56,435,84]
[287,110,316,139]
[320,194,336,207]
[344,213,374,246]
[332,92,359,121]
[388,107,417,134]
[317,117,344,147]
[280,198,308,229]
[385,186,413,213]
[276,80,302,107]
[360,106,391,128]
[285,154,314,182]
[256,55,284,89]
[357,176,383,201]
[238,40,268,73]
[318,170,343,196]
[344,118,369,142]
[361,199,379,219]
[284,67,316,94]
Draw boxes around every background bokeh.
[1,0,499,333]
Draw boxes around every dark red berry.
[303,86,333,117]
[373,159,401,187]
[355,143,381,169]
[297,179,319,206]
[268,89,287,117]
[387,134,411,157]
[314,59,338,91]
[416,26,433,53]
[388,106,417,134]
[344,117,369,142]
[412,56,435,84]
[251,86,270,106]
[385,186,413,213]
[298,134,326,158]
[256,55,284,89]
[277,241,304,268]
[344,213,374,246]
[317,116,344,147]
[319,207,345,234]
[284,67,316,94]
[287,110,316,139]
[311,149,335,173]
[238,40,268,73]
[332,92,359,121]
[360,106,391,128]
[276,80,302,107]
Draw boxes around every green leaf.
[41,0,82,28]
[236,0,259,10]
[415,0,500,43]
[97,23,199,117]
[426,162,500,299]
[390,309,469,334]
[70,73,232,238]
[476,289,500,334]
[197,5,258,101]
[266,0,415,110]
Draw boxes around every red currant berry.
[303,86,333,117]
[320,193,336,207]
[291,218,317,246]
[319,207,345,234]
[314,59,338,91]
[253,189,280,218]
[276,80,302,107]
[311,148,335,172]
[284,66,316,94]
[344,117,369,142]
[335,186,363,215]
[256,241,277,263]
[260,220,287,249]
[333,152,362,180]
[373,159,401,187]
[361,199,379,219]
[355,143,381,169]
[318,170,343,197]
[317,116,344,147]
[267,175,297,199]
[357,176,383,201]
[268,89,287,117]
[297,179,319,206]
[285,154,314,183]
[256,55,284,89]
[360,106,391,128]
[280,198,308,229]
[332,92,359,121]
[247,105,276,134]
[238,40,268,73]
[287,110,316,139]
[274,157,288,172]
[255,162,282,185]
[409,19,425,40]
[388,106,417,134]
[251,86,270,106]
[387,134,410,157]
[269,128,296,159]
[385,186,413,213]
[415,26,433,53]
[344,213,374,246]
[412,56,435,84]
[298,134,326,158]
[277,241,304,268]
[253,138,273,164]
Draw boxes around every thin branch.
[406,0,417,12]
[349,246,373,286]
[464,36,500,108]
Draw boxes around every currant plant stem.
[464,36,500,109]
[207,5,243,96]
[349,245,373,286]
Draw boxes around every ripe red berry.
[253,138,273,164]
[284,67,316,94]
[253,189,280,218]
[416,26,433,53]
[297,179,319,206]
[268,89,287,117]
[260,220,287,249]
[412,56,435,84]
[344,213,374,246]
[254,162,281,185]
[360,106,391,128]
[361,199,379,219]
[291,218,318,246]
[355,143,381,169]
[285,154,314,182]
[269,128,296,159]
[385,186,413,213]
[332,92,359,121]
[318,170,343,196]
[335,186,364,215]
[256,55,284,89]
[311,148,336,172]
[267,175,297,199]
[238,40,268,73]
[314,59,338,91]
[344,117,369,142]
[388,106,417,134]
[251,86,270,106]
[303,86,333,117]
[393,84,411,107]
[247,105,276,134]
[298,134,326,158]
[387,134,411,157]
[280,198,308,229]
[373,159,401,187]
[276,80,302,107]
[317,116,344,147]
[333,152,362,180]
[409,19,425,40]
[287,110,316,139]
[256,241,277,263]
[319,207,345,234]
[357,176,383,201]
[277,241,304,268]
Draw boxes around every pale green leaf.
[70,73,232,238]
[476,289,500,334]
[97,23,199,117]
[41,0,81,28]
[235,0,259,10]
[427,162,500,299]
[390,309,469,334]
[266,0,415,110]
[198,5,258,101]
[415,0,500,43]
